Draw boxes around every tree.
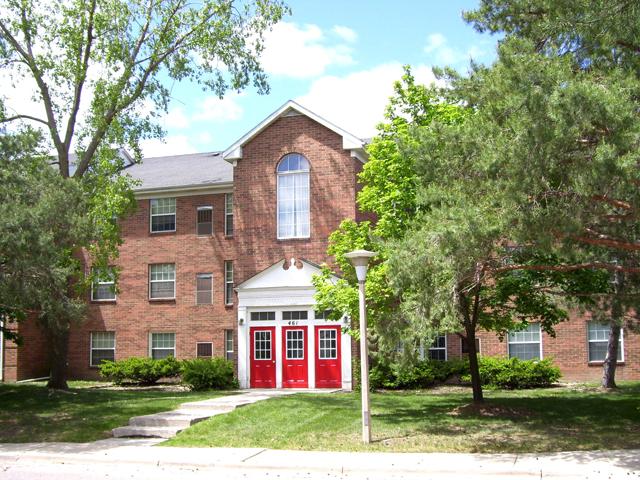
[0,0,288,388]
[313,69,467,360]
[459,0,640,388]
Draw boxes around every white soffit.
[222,100,366,163]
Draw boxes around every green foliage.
[99,356,181,385]
[181,358,238,391]
[461,357,562,390]
[370,358,469,390]
[371,356,560,390]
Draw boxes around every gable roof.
[237,257,339,291]
[124,151,232,194]
[222,100,367,164]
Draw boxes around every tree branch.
[493,261,640,274]
[0,114,49,126]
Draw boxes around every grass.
[0,381,229,443]
[165,383,640,453]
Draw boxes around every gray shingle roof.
[125,151,232,191]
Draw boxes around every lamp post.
[344,249,376,444]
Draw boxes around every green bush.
[468,356,561,389]
[181,358,238,391]
[371,356,560,390]
[370,358,468,389]
[99,356,181,385]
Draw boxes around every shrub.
[181,358,238,391]
[370,358,469,390]
[99,356,181,385]
[471,357,561,389]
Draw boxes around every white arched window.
[277,153,310,239]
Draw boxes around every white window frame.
[149,263,176,300]
[225,193,234,236]
[276,153,310,240]
[91,267,116,302]
[195,273,213,305]
[285,329,305,360]
[90,331,115,367]
[427,334,448,361]
[225,329,234,361]
[508,323,542,360]
[149,332,176,359]
[587,322,624,363]
[318,328,338,360]
[253,330,272,360]
[196,206,213,236]
[196,341,213,358]
[150,197,176,233]
[224,260,234,305]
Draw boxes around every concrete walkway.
[112,389,306,438]
[0,439,637,479]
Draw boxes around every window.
[286,330,305,359]
[149,264,176,299]
[225,330,234,361]
[250,311,276,321]
[196,206,213,236]
[314,310,331,320]
[428,335,447,361]
[461,336,481,355]
[224,261,233,305]
[196,273,213,305]
[91,267,116,301]
[225,193,234,236]
[588,322,623,362]
[277,153,310,239]
[318,329,338,359]
[196,342,213,358]
[150,332,175,359]
[150,198,176,232]
[508,323,541,360]
[90,331,115,366]
[254,330,272,360]
[282,311,308,321]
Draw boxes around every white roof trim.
[222,100,365,163]
[236,258,339,290]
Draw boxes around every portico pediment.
[237,258,338,291]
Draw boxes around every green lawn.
[165,383,640,453]
[0,382,229,443]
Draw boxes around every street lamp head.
[344,249,377,282]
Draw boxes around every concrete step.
[178,402,237,412]
[112,425,183,438]
[129,412,199,428]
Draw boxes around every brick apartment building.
[1,101,638,385]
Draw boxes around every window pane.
[151,264,175,281]
[151,198,176,215]
[428,349,446,361]
[91,332,115,367]
[225,330,234,361]
[196,274,212,305]
[319,329,337,359]
[509,343,540,360]
[225,194,234,236]
[197,343,213,358]
[286,330,304,360]
[277,155,310,239]
[197,208,213,236]
[151,214,175,232]
[91,349,115,365]
[250,311,276,321]
[282,311,308,321]
[151,281,174,298]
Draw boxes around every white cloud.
[296,63,437,139]
[424,33,490,67]
[261,22,354,78]
[163,106,190,129]
[193,93,244,122]
[141,135,197,158]
[332,25,357,43]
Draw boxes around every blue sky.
[142,0,499,157]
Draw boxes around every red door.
[282,326,308,388]
[250,326,276,388]
[315,325,342,388]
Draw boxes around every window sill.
[277,237,311,242]
[149,230,176,235]
[225,234,234,239]
[149,298,176,303]
[588,361,625,366]
[90,299,117,304]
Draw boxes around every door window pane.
[254,331,272,360]
[318,329,337,359]
[286,330,304,360]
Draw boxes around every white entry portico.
[236,258,352,390]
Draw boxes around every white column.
[237,306,248,389]
[308,323,316,389]
[341,318,352,391]
[275,312,283,388]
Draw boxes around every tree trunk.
[602,322,621,389]
[602,269,624,389]
[47,326,70,390]
[465,323,484,404]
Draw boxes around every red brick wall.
[62,113,362,380]
[68,192,237,379]
[234,114,360,284]
[447,317,640,382]
[2,316,50,382]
